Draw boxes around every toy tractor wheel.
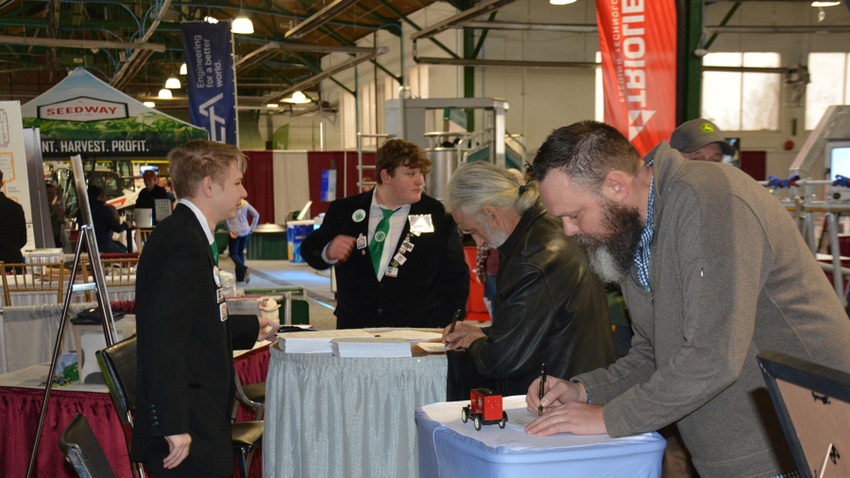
[461,407,469,423]
[473,415,482,431]
[499,411,507,429]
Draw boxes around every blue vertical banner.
[181,22,237,145]
[321,169,337,202]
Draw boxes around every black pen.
[444,309,462,346]
[538,363,546,416]
[448,309,461,334]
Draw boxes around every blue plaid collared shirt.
[634,175,655,292]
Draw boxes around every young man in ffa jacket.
[301,139,469,329]
[132,140,276,477]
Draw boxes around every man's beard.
[481,220,509,249]
[573,198,644,284]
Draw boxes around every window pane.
[702,52,781,131]
[702,70,743,130]
[743,52,780,68]
[742,72,780,130]
[742,53,780,130]
[703,53,743,130]
[806,53,847,130]
[703,52,743,67]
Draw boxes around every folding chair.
[0,260,65,306]
[135,228,154,253]
[233,372,265,421]
[59,413,118,478]
[95,336,145,478]
[97,335,264,478]
[97,255,140,287]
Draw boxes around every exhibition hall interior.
[2,0,850,477]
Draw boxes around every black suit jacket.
[0,192,26,263]
[301,191,469,329]
[131,203,258,475]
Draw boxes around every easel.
[26,154,118,478]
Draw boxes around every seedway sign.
[21,68,208,158]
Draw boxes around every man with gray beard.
[523,121,850,478]
[441,161,615,400]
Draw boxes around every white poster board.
[0,101,35,250]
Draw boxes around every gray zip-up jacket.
[574,141,850,478]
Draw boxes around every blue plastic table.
[416,396,665,478]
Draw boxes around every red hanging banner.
[596,0,677,156]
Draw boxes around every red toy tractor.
[461,388,507,430]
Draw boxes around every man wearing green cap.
[670,118,735,163]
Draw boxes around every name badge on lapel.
[408,214,434,235]
[214,266,228,322]
[393,252,407,266]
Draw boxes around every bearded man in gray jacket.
[524,120,850,478]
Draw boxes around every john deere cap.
[670,118,734,155]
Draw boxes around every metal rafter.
[111,0,173,90]
[259,46,387,105]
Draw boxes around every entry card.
[408,214,434,234]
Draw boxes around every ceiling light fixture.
[158,88,173,99]
[143,101,156,108]
[281,91,311,104]
[231,0,254,35]
[165,75,181,89]
[232,14,254,34]
[179,62,187,75]
[811,1,840,7]
[204,15,219,24]
[266,103,280,108]
[549,0,577,4]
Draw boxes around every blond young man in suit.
[132,140,276,477]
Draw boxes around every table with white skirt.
[263,342,447,478]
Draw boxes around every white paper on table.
[416,342,449,353]
[372,330,443,342]
[504,407,540,430]
[278,329,374,354]
[330,337,412,357]
[422,395,657,451]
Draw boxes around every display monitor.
[825,140,850,181]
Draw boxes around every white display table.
[263,339,447,478]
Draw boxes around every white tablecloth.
[0,302,98,374]
[0,284,136,308]
[263,343,447,478]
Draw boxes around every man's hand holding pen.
[523,376,608,436]
[442,322,485,350]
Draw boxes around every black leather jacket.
[450,203,616,398]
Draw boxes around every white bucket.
[133,208,153,228]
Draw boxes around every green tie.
[211,241,219,266]
[369,208,396,275]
